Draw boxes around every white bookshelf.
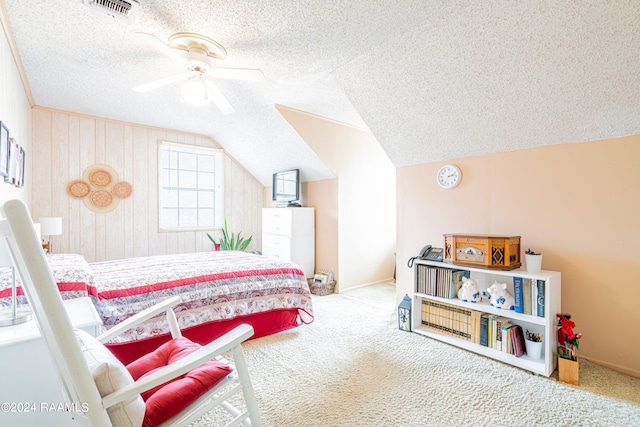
[411,259,561,377]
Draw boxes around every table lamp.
[39,217,62,253]
[0,236,33,326]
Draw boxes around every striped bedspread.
[1,251,314,343]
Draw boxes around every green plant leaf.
[239,235,252,251]
[206,233,217,245]
[207,218,252,251]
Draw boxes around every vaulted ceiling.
[3,1,640,185]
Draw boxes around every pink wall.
[396,136,640,377]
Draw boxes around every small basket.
[308,278,336,296]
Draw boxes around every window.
[159,141,224,230]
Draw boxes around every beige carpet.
[193,283,640,426]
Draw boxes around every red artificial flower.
[557,313,582,361]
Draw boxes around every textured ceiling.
[3,1,640,185]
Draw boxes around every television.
[272,169,300,207]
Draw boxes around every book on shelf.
[513,277,524,314]
[496,317,512,353]
[536,280,545,317]
[500,322,514,354]
[420,299,482,343]
[479,313,489,347]
[510,324,526,357]
[415,265,470,299]
[493,316,509,351]
[449,269,471,299]
[522,278,532,315]
[473,310,481,344]
[503,324,514,354]
[416,264,437,295]
[531,280,538,317]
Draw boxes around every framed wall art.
[17,146,25,187]
[8,138,17,184]
[0,121,8,178]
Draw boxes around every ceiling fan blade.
[204,81,235,114]
[136,32,189,66]
[132,73,187,93]
[211,68,265,81]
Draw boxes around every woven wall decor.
[67,180,91,198]
[112,181,133,199]
[89,169,112,187]
[66,164,132,213]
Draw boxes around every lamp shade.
[181,79,212,106]
[39,217,62,236]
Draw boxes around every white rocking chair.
[0,200,261,427]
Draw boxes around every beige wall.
[0,12,32,209]
[304,179,339,285]
[277,105,396,291]
[396,136,640,377]
[31,107,263,262]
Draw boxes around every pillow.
[76,329,145,427]
[126,336,232,427]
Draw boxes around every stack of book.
[512,277,545,317]
[479,315,527,357]
[420,299,482,343]
[415,265,470,299]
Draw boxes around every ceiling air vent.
[83,0,139,20]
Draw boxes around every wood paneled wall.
[32,107,263,262]
[0,11,32,209]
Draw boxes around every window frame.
[158,141,224,232]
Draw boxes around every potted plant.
[556,313,582,385]
[207,219,252,251]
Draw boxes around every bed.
[0,251,314,363]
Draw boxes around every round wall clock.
[437,164,462,189]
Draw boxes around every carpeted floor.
[193,283,640,426]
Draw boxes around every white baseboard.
[337,278,395,293]
[579,355,640,379]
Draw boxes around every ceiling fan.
[133,32,265,113]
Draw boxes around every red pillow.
[126,337,232,427]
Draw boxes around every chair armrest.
[101,323,255,409]
[96,296,182,343]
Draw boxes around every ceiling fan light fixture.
[181,78,212,106]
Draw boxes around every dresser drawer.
[262,210,293,235]
[263,234,292,254]
[263,248,292,262]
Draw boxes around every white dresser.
[0,297,102,426]
[262,208,315,278]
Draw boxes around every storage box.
[444,234,521,270]
[308,278,336,296]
